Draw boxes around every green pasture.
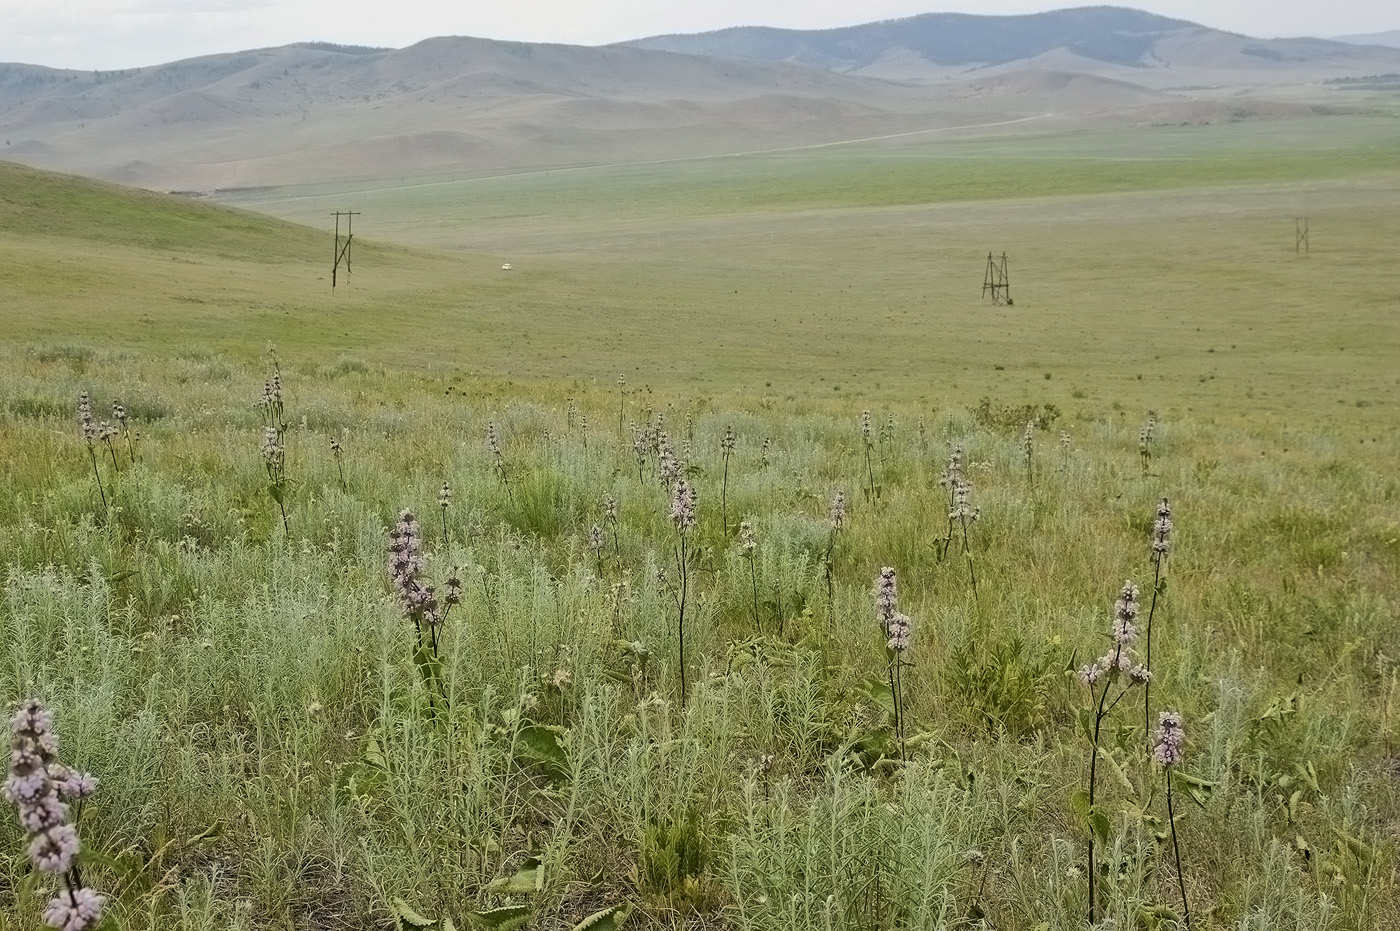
[5,115,1399,431]
[1,111,1400,930]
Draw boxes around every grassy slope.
[5,114,1400,428]
[2,118,1399,931]
[220,116,1400,429]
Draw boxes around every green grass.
[0,114,1398,928]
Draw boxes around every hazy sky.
[1,1,1395,71]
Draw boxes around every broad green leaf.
[1097,746,1135,796]
[573,904,630,931]
[363,735,388,770]
[855,675,895,717]
[78,847,143,887]
[487,856,544,895]
[1088,809,1111,846]
[1076,708,1094,743]
[1331,827,1372,861]
[186,820,224,845]
[392,897,437,929]
[517,725,569,776]
[1069,789,1091,822]
[471,904,531,930]
[1172,770,1216,809]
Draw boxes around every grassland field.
[0,110,1399,930]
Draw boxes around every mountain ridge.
[2,7,1397,191]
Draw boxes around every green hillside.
[0,161,328,261]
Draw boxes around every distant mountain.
[622,6,1400,81]
[1331,30,1400,49]
[625,7,1193,70]
[2,8,1398,191]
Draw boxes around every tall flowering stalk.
[1022,420,1035,486]
[822,491,846,628]
[739,520,760,635]
[387,510,460,701]
[950,477,980,604]
[616,375,626,437]
[1154,711,1191,930]
[4,700,105,931]
[1059,431,1071,472]
[330,435,346,491]
[111,400,135,465]
[97,420,119,471]
[76,392,107,510]
[657,432,680,493]
[938,445,965,559]
[1143,498,1173,740]
[1139,410,1158,475]
[860,410,877,501]
[587,523,606,577]
[259,361,289,535]
[438,482,451,545]
[874,567,912,757]
[486,420,510,497]
[720,425,736,537]
[669,477,697,705]
[604,494,621,574]
[1078,582,1152,925]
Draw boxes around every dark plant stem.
[1166,772,1192,930]
[676,536,689,705]
[959,514,979,606]
[823,538,836,630]
[887,657,900,750]
[864,445,877,501]
[721,453,730,537]
[1087,644,1123,926]
[747,554,761,636]
[86,446,107,509]
[1088,682,1108,925]
[1143,556,1164,741]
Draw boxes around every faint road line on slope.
[232,113,1058,205]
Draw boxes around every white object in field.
[501,263,513,270]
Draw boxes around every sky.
[1,0,1396,71]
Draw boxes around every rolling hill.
[1,7,1398,192]
[624,7,1400,85]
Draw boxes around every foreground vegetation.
[1,345,1397,930]
[3,112,1399,929]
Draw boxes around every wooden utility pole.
[332,211,360,288]
[982,251,1012,306]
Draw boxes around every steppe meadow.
[3,93,1400,931]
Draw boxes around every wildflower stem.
[87,447,107,510]
[677,535,689,706]
[1143,557,1163,739]
[959,513,979,606]
[1087,676,1110,925]
[747,554,761,636]
[1166,772,1192,930]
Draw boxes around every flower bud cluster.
[1078,581,1150,686]
[4,700,106,931]
[387,510,441,628]
[1154,711,1185,767]
[669,479,696,532]
[829,491,846,531]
